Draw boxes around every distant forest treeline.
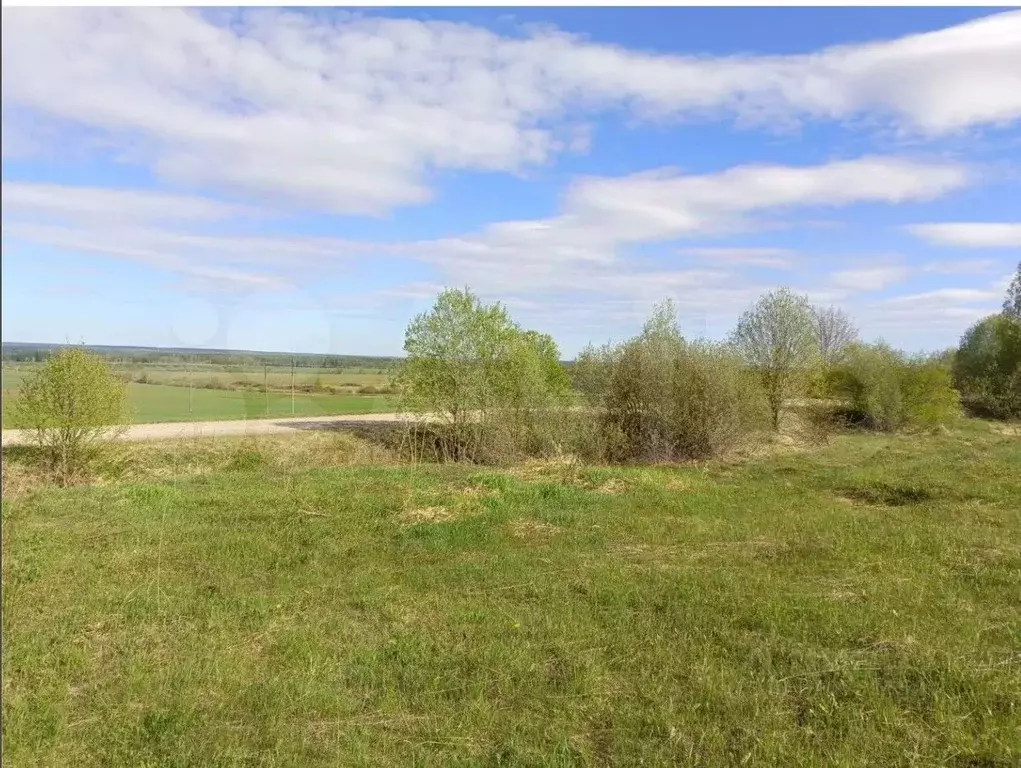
[2,342,576,370]
[1,342,402,370]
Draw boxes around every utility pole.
[188,356,193,415]
[290,356,295,416]
[264,362,269,417]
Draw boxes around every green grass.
[124,367,393,392]
[2,368,28,389]
[4,364,393,393]
[3,383,395,427]
[123,384,394,423]
[3,421,1020,765]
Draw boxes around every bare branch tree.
[731,287,820,431]
[812,305,858,365]
[1004,260,1021,320]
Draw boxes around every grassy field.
[3,420,1019,765]
[3,365,394,394]
[2,383,395,427]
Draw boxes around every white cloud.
[2,155,970,304]
[538,10,1021,134]
[2,9,1016,214]
[1,222,297,293]
[836,283,1006,350]
[906,222,1021,248]
[1,182,251,223]
[857,287,1002,333]
[408,156,968,296]
[921,258,1001,274]
[830,266,911,292]
[678,247,796,269]
[0,153,986,350]
[882,288,1001,306]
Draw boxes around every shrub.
[590,302,768,462]
[954,314,1021,419]
[901,355,962,429]
[831,343,904,431]
[806,363,837,399]
[833,343,961,431]
[571,341,618,407]
[13,346,127,484]
[669,342,770,459]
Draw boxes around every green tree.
[14,346,127,484]
[954,313,1021,419]
[730,288,820,430]
[396,288,570,462]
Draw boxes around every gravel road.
[1,412,415,447]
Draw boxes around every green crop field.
[1,368,29,390]
[3,383,395,427]
[3,364,393,393]
[124,384,394,423]
[3,420,1019,765]
[122,367,393,392]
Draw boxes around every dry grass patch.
[592,478,629,495]
[957,545,1020,568]
[456,483,500,499]
[664,477,696,492]
[2,431,395,495]
[610,542,682,570]
[702,537,792,560]
[611,538,791,568]
[398,506,459,525]
[506,455,584,481]
[1,458,49,501]
[990,423,1021,437]
[507,519,560,543]
[826,584,868,603]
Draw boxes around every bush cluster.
[953,314,1021,419]
[829,343,961,431]
[574,303,768,462]
[396,287,974,467]
[21,276,1005,483]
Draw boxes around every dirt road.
[1,412,416,447]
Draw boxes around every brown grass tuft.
[507,519,560,543]
[399,506,458,525]
[2,431,395,494]
[593,478,628,495]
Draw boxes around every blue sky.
[2,8,1019,357]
